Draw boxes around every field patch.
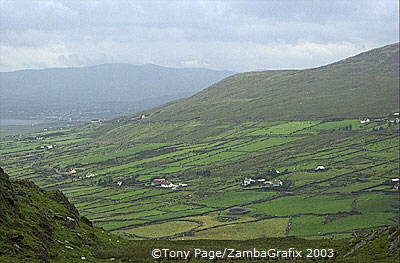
[186,217,289,240]
[123,221,200,238]
[199,191,275,208]
[247,195,354,216]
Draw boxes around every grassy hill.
[146,43,399,121]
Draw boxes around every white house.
[85,173,98,178]
[242,177,256,186]
[360,118,370,124]
[315,165,326,171]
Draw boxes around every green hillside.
[0,167,126,262]
[146,43,399,121]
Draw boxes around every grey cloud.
[0,0,398,72]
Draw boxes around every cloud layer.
[0,0,398,72]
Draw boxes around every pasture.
[1,118,398,239]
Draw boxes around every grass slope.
[146,43,399,121]
[0,167,122,263]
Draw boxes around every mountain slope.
[0,63,233,104]
[0,167,122,263]
[146,43,399,121]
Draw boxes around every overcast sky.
[0,0,398,72]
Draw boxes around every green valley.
[1,43,399,262]
[1,117,398,240]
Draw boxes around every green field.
[1,118,399,240]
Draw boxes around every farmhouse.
[41,145,56,150]
[392,178,399,190]
[242,177,283,187]
[151,178,167,186]
[360,118,370,124]
[160,181,178,189]
[315,165,326,171]
[150,178,189,189]
[264,180,283,187]
[242,177,256,186]
[85,173,98,178]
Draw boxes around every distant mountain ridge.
[0,63,234,104]
[145,43,399,121]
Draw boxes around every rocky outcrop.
[0,167,107,262]
[0,167,18,219]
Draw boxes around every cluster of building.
[85,173,98,178]
[151,178,188,190]
[40,144,56,150]
[242,177,283,187]
[360,113,400,124]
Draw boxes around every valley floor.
[1,117,399,241]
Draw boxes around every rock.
[64,219,77,229]
[0,167,18,218]
[52,190,80,219]
[344,240,367,257]
[389,235,400,251]
[53,214,64,220]
[81,216,93,227]
[9,234,24,243]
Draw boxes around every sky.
[0,0,399,72]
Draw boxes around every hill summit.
[146,43,399,121]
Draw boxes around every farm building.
[264,180,283,187]
[160,182,178,189]
[41,145,56,150]
[392,178,399,190]
[242,177,256,186]
[151,178,167,186]
[242,177,283,187]
[360,118,370,124]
